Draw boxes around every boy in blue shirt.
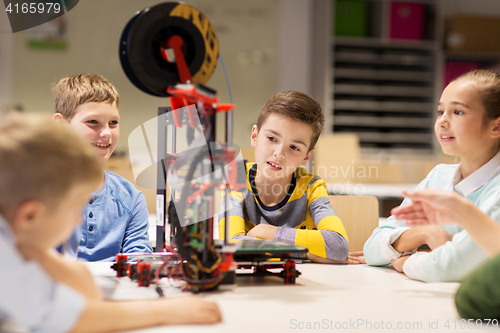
[53,74,152,261]
[0,113,221,332]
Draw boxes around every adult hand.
[392,188,500,258]
[391,189,468,226]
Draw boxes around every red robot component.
[112,254,129,278]
[283,261,300,284]
[113,2,305,293]
[137,262,152,287]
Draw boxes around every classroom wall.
[277,0,314,95]
[4,0,500,156]
[4,0,282,153]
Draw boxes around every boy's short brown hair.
[256,91,324,151]
[0,113,102,215]
[54,74,119,120]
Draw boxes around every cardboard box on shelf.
[446,15,500,53]
[314,132,458,185]
[357,154,458,185]
[313,133,360,183]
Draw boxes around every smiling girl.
[364,69,500,282]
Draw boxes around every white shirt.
[0,215,86,333]
[453,151,500,197]
[374,151,500,281]
[403,152,500,280]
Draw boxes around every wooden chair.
[328,195,379,252]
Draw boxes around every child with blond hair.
[0,113,221,332]
[53,74,152,261]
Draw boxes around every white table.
[86,262,495,333]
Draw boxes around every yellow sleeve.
[294,215,347,258]
[218,191,254,240]
[294,178,349,259]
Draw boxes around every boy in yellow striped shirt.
[219,91,361,263]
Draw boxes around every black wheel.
[120,2,219,96]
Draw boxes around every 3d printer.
[112,1,306,293]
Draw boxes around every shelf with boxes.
[330,0,441,152]
[334,0,438,41]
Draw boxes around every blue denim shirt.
[65,171,153,261]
